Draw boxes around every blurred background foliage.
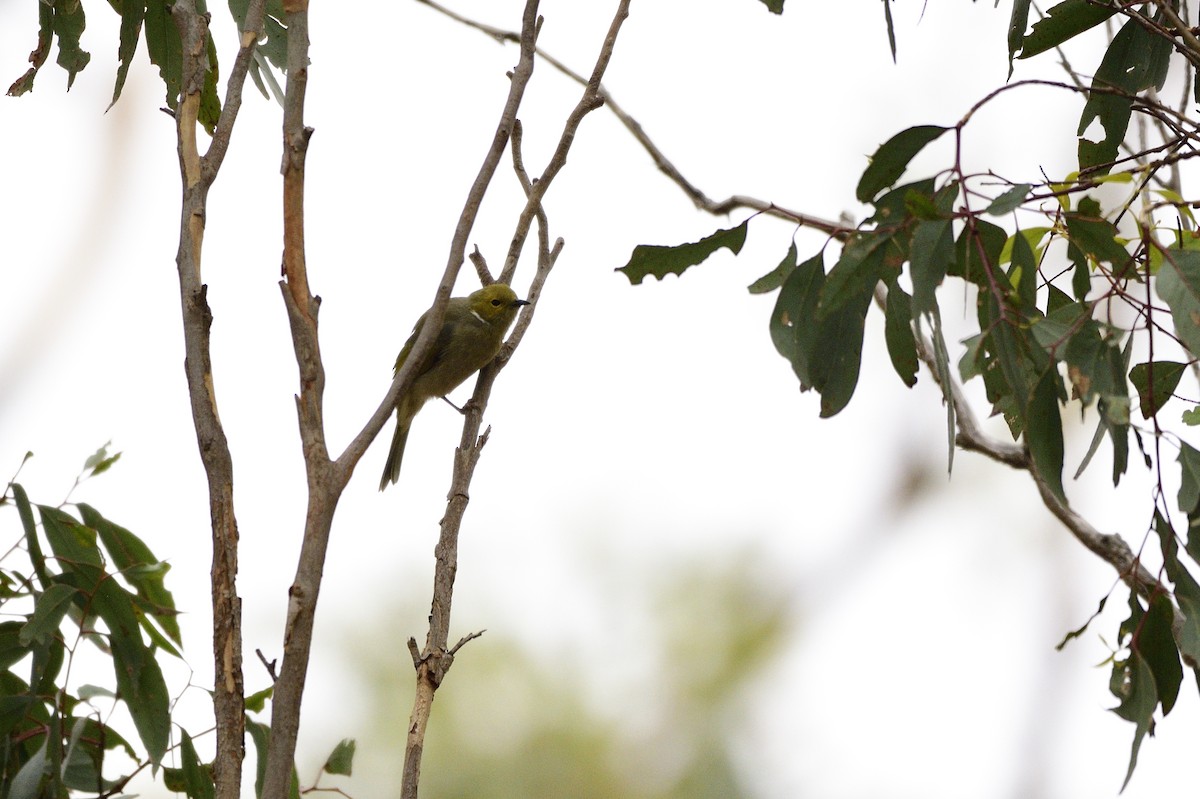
[338,552,791,799]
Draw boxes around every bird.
[379,283,529,490]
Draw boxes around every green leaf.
[1020,0,1116,59]
[1129,361,1185,419]
[245,685,274,713]
[617,221,749,284]
[1077,17,1172,174]
[1008,226,1038,315]
[144,0,183,113]
[19,584,79,647]
[881,0,897,62]
[322,738,356,776]
[884,287,918,388]
[51,0,91,89]
[769,252,824,383]
[1156,249,1200,358]
[198,34,222,136]
[748,241,796,294]
[988,184,1032,216]
[927,310,957,471]
[1055,596,1107,650]
[1007,0,1031,76]
[110,0,147,109]
[9,738,49,799]
[809,290,873,418]
[909,218,954,316]
[11,484,50,590]
[755,0,784,12]
[855,125,948,203]
[180,729,215,799]
[1026,368,1066,503]
[1063,203,1133,276]
[1111,651,1157,791]
[818,232,889,320]
[247,718,271,798]
[1184,407,1200,426]
[952,218,1007,287]
[79,504,181,645]
[6,4,53,96]
[1161,515,1200,665]
[39,506,170,766]
[1140,593,1183,715]
[1179,442,1200,523]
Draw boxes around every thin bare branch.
[417,0,849,238]
[400,3,628,797]
[335,0,542,480]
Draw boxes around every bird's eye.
[491,299,502,306]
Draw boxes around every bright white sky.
[2,1,1198,797]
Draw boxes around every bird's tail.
[379,416,411,491]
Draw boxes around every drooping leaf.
[1141,593,1184,716]
[1111,651,1157,791]
[809,290,873,418]
[1007,0,1031,76]
[617,221,749,284]
[910,218,954,316]
[1129,361,1185,419]
[884,287,918,387]
[1077,16,1173,174]
[144,0,183,113]
[881,0,897,62]
[1008,226,1038,315]
[11,484,49,590]
[6,4,53,96]
[754,0,784,13]
[1020,0,1116,59]
[1055,596,1107,650]
[51,0,91,89]
[110,0,147,109]
[1156,248,1200,358]
[855,125,948,203]
[1026,367,1066,503]
[928,309,957,470]
[1178,442,1200,528]
[748,241,796,294]
[769,252,824,383]
[180,729,215,799]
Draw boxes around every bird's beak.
[514,299,531,307]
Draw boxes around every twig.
[415,0,848,238]
[399,3,626,797]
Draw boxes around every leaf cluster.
[7,0,288,135]
[1,473,178,797]
[618,0,1200,787]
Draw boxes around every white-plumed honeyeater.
[379,283,529,490]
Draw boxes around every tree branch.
[415,0,849,237]
[169,3,266,797]
[399,3,628,796]
[334,0,542,480]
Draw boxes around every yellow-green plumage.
[379,283,529,490]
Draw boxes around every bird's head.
[468,283,530,327]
